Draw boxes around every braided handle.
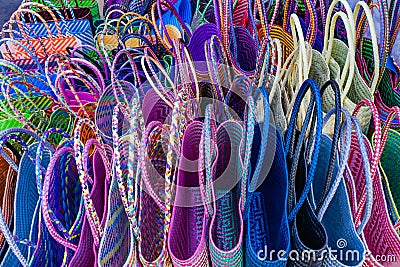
[204,35,231,102]
[41,144,79,251]
[314,80,342,215]
[199,104,217,217]
[115,12,151,36]
[151,0,192,55]
[54,68,101,116]
[79,138,111,245]
[285,79,323,223]
[175,41,200,109]
[141,47,175,108]
[0,38,45,73]
[323,11,355,100]
[112,103,135,214]
[139,120,170,211]
[2,79,54,133]
[73,118,105,243]
[70,45,110,80]
[353,1,380,94]
[1,20,50,63]
[10,7,62,40]
[72,57,106,92]
[112,49,144,104]
[239,96,255,213]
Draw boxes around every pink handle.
[352,99,381,227]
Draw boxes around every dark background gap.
[0,0,20,27]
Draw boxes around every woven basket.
[1,142,52,266]
[168,121,209,267]
[377,129,400,230]
[138,122,172,266]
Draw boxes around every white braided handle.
[323,10,355,101]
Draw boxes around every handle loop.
[285,79,323,223]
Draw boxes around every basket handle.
[282,0,318,46]
[251,0,268,39]
[151,0,192,55]
[95,29,125,68]
[10,7,62,39]
[44,54,80,108]
[204,35,231,103]
[163,90,188,221]
[41,144,79,251]
[351,106,400,232]
[3,79,55,132]
[115,12,152,36]
[285,79,323,223]
[139,120,171,211]
[255,38,270,88]
[73,118,106,236]
[35,128,70,196]
[268,38,283,102]
[317,107,372,234]
[239,96,255,215]
[323,11,355,101]
[353,1,380,94]
[351,99,381,228]
[289,14,309,85]
[71,57,106,92]
[55,69,101,115]
[78,138,111,246]
[0,129,53,190]
[355,106,400,233]
[175,41,200,109]
[282,14,313,126]
[0,131,33,172]
[69,45,110,80]
[141,47,175,108]
[112,103,141,237]
[199,104,218,217]
[97,9,126,67]
[313,80,342,214]
[19,0,73,32]
[1,21,48,63]
[120,18,158,51]
[112,49,144,104]
[0,37,45,74]
[323,0,355,55]
[318,107,352,221]
[323,0,355,45]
